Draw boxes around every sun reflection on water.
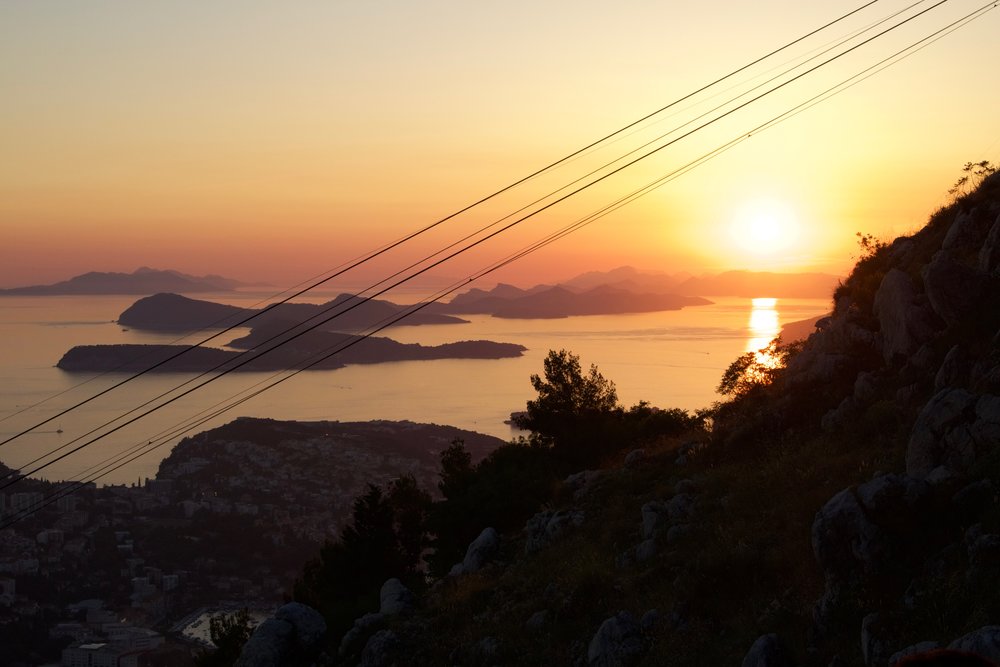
[747,297,780,353]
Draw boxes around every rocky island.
[56,336,527,373]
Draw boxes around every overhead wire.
[0,0,883,449]
[6,0,997,527]
[0,0,957,491]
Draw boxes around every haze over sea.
[0,290,827,486]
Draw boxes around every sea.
[0,291,828,486]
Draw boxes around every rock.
[922,250,987,326]
[925,465,957,486]
[948,625,1000,660]
[741,633,795,667]
[338,613,386,658]
[812,489,882,579]
[674,479,698,495]
[812,475,932,627]
[236,603,326,667]
[822,397,858,433]
[944,210,993,251]
[587,611,647,667]
[873,269,940,364]
[640,502,669,540]
[475,636,500,661]
[462,527,500,573]
[887,641,942,665]
[855,474,930,525]
[236,619,294,667]
[379,578,415,616]
[634,538,657,563]
[565,470,602,499]
[906,389,978,478]
[935,345,973,391]
[967,534,1000,578]
[640,609,660,631]
[666,524,691,544]
[526,610,550,631]
[952,479,996,519]
[524,509,586,554]
[861,612,894,667]
[666,493,695,521]
[979,213,1000,274]
[360,629,400,667]
[854,371,879,404]
[448,563,465,577]
[623,449,645,468]
[273,603,326,655]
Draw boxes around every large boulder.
[872,269,940,365]
[979,212,1000,274]
[740,633,795,667]
[236,603,325,666]
[948,625,1000,661]
[812,475,931,626]
[360,629,401,667]
[379,578,415,616]
[453,527,500,575]
[338,613,385,658]
[922,251,988,326]
[906,389,1000,478]
[524,509,586,554]
[587,611,647,667]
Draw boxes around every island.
[0,267,251,295]
[117,292,467,332]
[56,334,527,373]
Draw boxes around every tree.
[195,608,253,667]
[716,338,800,398]
[514,349,618,437]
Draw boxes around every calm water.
[0,292,828,485]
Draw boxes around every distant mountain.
[117,292,467,332]
[0,267,250,295]
[444,284,711,319]
[676,270,839,298]
[561,266,689,293]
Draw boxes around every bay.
[0,291,828,485]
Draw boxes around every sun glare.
[730,198,799,256]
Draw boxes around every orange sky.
[2,1,999,289]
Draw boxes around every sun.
[729,198,799,256]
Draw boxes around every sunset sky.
[2,1,998,290]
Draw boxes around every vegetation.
[195,609,254,667]
[948,160,997,200]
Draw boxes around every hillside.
[0,267,249,295]
[219,169,1000,666]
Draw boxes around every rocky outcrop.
[906,389,1000,478]
[524,509,585,554]
[235,602,326,667]
[873,269,940,365]
[741,634,795,667]
[948,626,1000,660]
[587,611,647,667]
[379,578,415,616]
[450,527,500,576]
[812,475,932,627]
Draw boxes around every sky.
[2,0,999,290]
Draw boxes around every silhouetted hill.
[676,269,839,297]
[0,267,249,295]
[57,334,526,373]
[263,169,1000,666]
[444,283,710,318]
[117,292,467,332]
